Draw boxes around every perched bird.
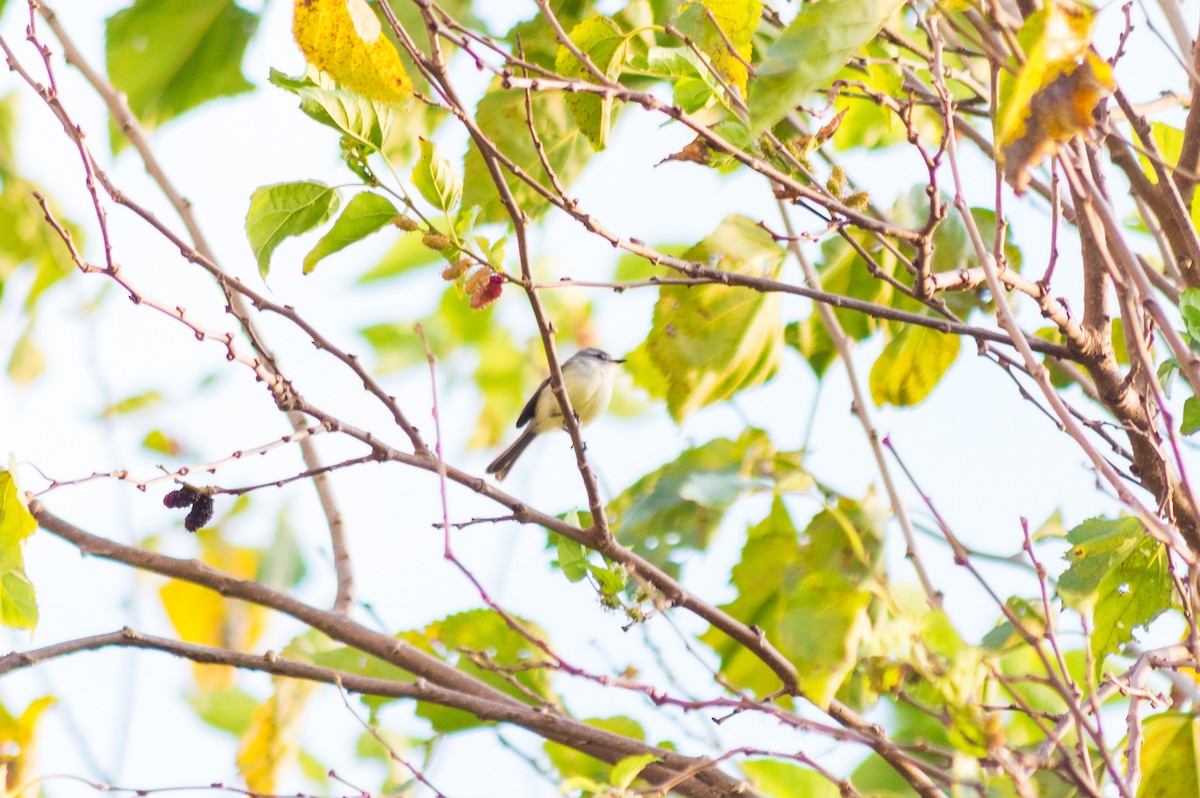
[486,348,624,480]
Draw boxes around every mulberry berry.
[464,267,491,295]
[470,273,504,310]
[184,494,215,532]
[163,486,199,508]
[421,232,452,251]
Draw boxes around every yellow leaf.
[293,0,412,103]
[236,693,305,793]
[0,695,53,797]
[237,636,323,793]
[159,532,266,689]
[997,2,1097,149]
[1002,53,1113,193]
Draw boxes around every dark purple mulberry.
[184,494,214,532]
[163,486,200,508]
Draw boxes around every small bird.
[486,348,625,481]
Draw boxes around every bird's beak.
[614,357,627,364]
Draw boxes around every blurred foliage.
[106,0,258,146]
[3,0,1194,795]
[0,472,37,630]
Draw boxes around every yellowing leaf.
[1001,54,1113,192]
[6,325,43,386]
[868,325,959,407]
[1139,713,1200,798]
[673,0,760,97]
[997,3,1097,148]
[610,753,661,790]
[0,695,54,795]
[160,532,265,688]
[554,16,629,150]
[628,215,785,421]
[0,471,37,631]
[996,4,1113,192]
[293,0,412,103]
[237,681,314,794]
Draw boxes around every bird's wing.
[515,377,551,428]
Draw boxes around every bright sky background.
[0,0,1194,796]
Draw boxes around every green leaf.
[778,567,872,708]
[556,535,589,582]
[245,181,341,277]
[187,687,259,736]
[468,328,530,448]
[588,559,629,595]
[297,750,329,786]
[811,231,895,340]
[1058,517,1173,674]
[257,509,307,590]
[610,753,661,790]
[463,87,592,223]
[1138,713,1200,798]
[701,493,883,703]
[606,429,800,576]
[554,16,629,150]
[106,0,258,136]
[868,325,960,407]
[101,389,164,418]
[829,51,906,151]
[1140,122,1183,186]
[627,215,785,421]
[416,609,556,732]
[359,287,494,373]
[0,92,16,176]
[636,47,722,114]
[268,68,395,151]
[303,192,398,273]
[411,138,463,213]
[672,0,760,97]
[0,178,79,309]
[1180,288,1200,343]
[0,471,37,630]
[141,430,183,456]
[6,324,43,385]
[741,759,840,798]
[358,230,443,282]
[1184,396,1200,436]
[784,318,836,378]
[748,0,904,133]
[310,635,423,712]
[545,716,645,783]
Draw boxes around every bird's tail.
[486,428,536,481]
